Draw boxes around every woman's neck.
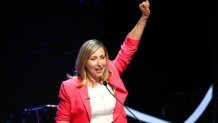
[86,75,101,88]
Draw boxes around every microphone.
[103,81,143,123]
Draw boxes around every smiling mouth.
[95,67,103,73]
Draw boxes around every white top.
[88,84,116,123]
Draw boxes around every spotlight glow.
[125,84,213,123]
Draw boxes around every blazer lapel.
[79,86,91,120]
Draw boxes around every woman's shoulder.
[62,76,80,87]
[108,60,117,70]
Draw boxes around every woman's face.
[86,47,107,81]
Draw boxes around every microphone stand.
[24,104,57,123]
[103,81,143,123]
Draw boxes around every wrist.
[140,15,149,21]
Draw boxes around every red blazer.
[56,34,140,123]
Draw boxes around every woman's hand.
[139,0,150,19]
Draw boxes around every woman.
[56,0,150,123]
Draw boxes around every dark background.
[0,0,216,122]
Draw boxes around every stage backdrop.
[0,0,215,122]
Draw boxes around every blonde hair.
[68,39,109,87]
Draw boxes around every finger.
[141,1,149,7]
[145,1,150,7]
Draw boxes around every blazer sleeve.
[55,82,71,122]
[112,34,140,74]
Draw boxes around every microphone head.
[103,81,107,86]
